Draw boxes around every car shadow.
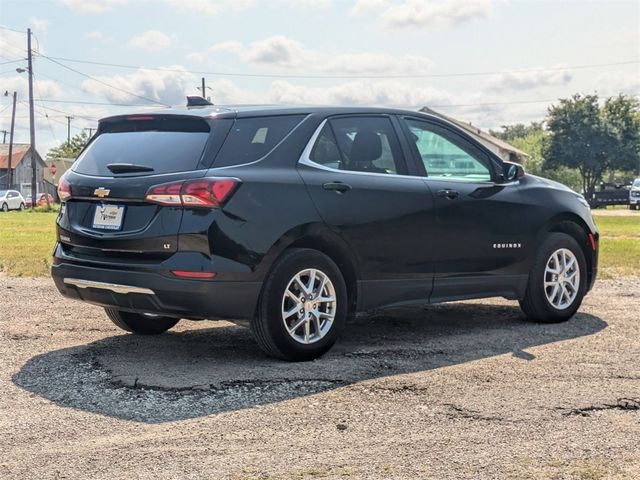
[12,302,606,423]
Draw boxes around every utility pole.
[26,29,50,209]
[65,115,73,142]
[84,127,94,137]
[1,130,7,143]
[27,28,37,209]
[200,77,206,98]
[5,91,17,189]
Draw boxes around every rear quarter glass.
[212,115,306,167]
[73,117,231,176]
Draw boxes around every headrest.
[350,131,382,164]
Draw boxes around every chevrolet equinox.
[52,101,599,361]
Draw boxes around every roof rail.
[186,96,213,107]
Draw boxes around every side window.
[307,116,405,175]
[309,124,343,170]
[214,115,305,167]
[404,119,492,182]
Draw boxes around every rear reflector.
[171,270,216,279]
[588,233,597,251]
[145,178,239,207]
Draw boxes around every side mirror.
[502,162,525,183]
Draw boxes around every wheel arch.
[259,225,360,318]
[540,213,597,289]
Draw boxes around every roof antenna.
[186,96,213,107]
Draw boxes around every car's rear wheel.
[251,248,348,361]
[19,202,24,211]
[520,233,587,323]
[1,203,7,212]
[104,308,179,334]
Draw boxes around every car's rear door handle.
[436,189,460,200]
[323,182,352,193]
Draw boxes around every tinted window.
[214,115,305,167]
[309,124,343,170]
[404,119,492,182]
[74,117,212,176]
[309,116,405,175]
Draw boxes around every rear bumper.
[51,247,262,320]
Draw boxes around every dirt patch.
[1,276,639,479]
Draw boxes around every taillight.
[57,177,72,201]
[145,178,239,208]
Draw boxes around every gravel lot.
[1,275,639,479]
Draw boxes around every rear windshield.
[73,117,213,176]
[213,115,305,167]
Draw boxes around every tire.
[104,308,179,334]
[19,203,24,211]
[251,248,348,361]
[1,203,7,212]
[519,233,587,323]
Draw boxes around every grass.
[0,211,58,277]
[0,210,638,278]
[594,216,640,278]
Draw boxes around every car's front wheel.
[1,203,7,212]
[520,233,587,323]
[104,308,179,334]
[19,202,24,211]
[251,248,348,361]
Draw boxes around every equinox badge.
[94,187,111,198]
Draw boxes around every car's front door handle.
[436,189,460,200]
[323,182,352,193]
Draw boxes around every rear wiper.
[107,163,155,173]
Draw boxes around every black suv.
[52,103,599,361]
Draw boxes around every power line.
[36,53,170,106]
[33,73,60,143]
[0,25,27,34]
[0,58,24,66]
[21,100,98,122]
[34,98,157,107]
[35,54,640,79]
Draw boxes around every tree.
[602,95,640,175]
[544,94,640,194]
[490,122,543,142]
[508,127,582,191]
[47,130,91,160]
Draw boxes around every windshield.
[633,179,640,188]
[0,190,6,197]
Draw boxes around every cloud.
[29,17,50,34]
[128,30,174,52]
[299,0,333,8]
[60,0,128,14]
[352,0,495,30]
[84,31,114,44]
[351,0,388,15]
[161,0,221,15]
[186,52,204,64]
[593,71,640,97]
[486,67,572,92]
[81,66,196,105]
[2,75,62,100]
[209,35,433,74]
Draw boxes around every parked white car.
[630,178,640,210]
[0,189,26,212]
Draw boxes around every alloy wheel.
[544,248,580,310]
[281,268,337,344]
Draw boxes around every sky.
[0,0,639,156]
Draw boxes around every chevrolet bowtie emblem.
[94,187,111,198]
